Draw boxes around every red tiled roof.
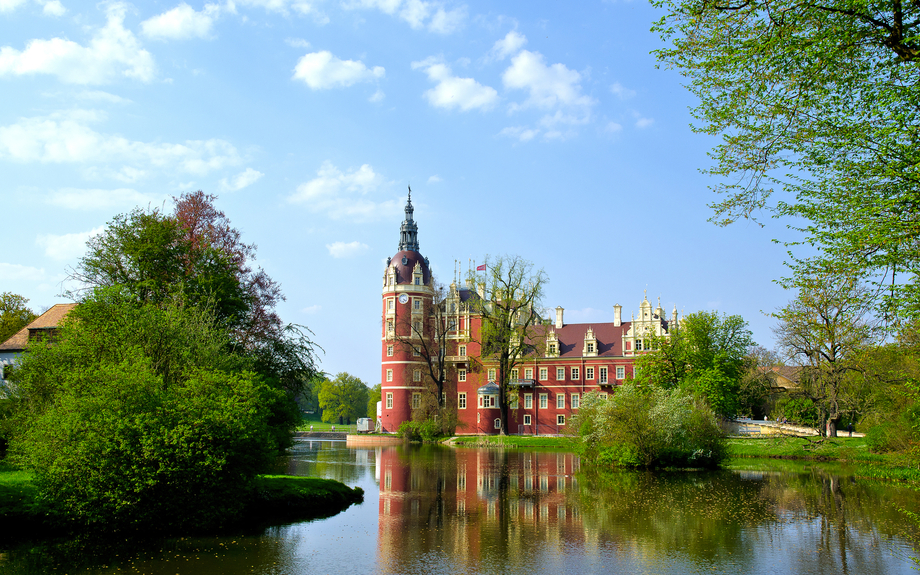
[550,322,630,357]
[0,303,77,352]
[387,250,431,286]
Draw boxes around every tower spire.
[398,186,419,252]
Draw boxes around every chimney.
[613,304,622,327]
[555,306,564,329]
[477,282,485,299]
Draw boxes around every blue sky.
[1,0,795,385]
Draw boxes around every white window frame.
[586,367,594,380]
[524,394,533,409]
[387,345,393,357]
[616,366,625,380]
[539,393,548,409]
[571,367,580,380]
[509,394,519,409]
[494,418,501,430]
[386,393,393,409]
[523,414,532,425]
[412,393,421,409]
[459,345,467,357]
[511,368,519,379]
[458,369,467,382]
[571,393,580,409]
[488,368,496,381]
[524,368,533,380]
[458,392,467,409]
[387,298,394,310]
[600,367,608,383]
[557,414,565,426]
[414,298,421,310]
[386,369,393,382]
[556,367,565,380]
[539,367,548,381]
[556,394,565,409]
[413,369,421,382]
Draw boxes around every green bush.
[575,383,726,469]
[397,418,447,442]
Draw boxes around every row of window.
[486,366,626,382]
[383,391,607,411]
[478,414,567,428]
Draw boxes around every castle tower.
[380,189,433,432]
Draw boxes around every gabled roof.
[0,303,77,352]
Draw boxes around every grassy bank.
[0,462,363,541]
[727,436,920,483]
[451,435,577,448]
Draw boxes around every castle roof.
[386,250,431,286]
[0,303,77,352]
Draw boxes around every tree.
[467,256,548,434]
[318,373,370,424]
[635,311,754,417]
[652,0,920,321]
[0,292,37,344]
[367,383,381,420]
[6,288,282,532]
[773,273,875,436]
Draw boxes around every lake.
[2,439,918,574]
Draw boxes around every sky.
[1,0,797,385]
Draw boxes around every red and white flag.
[476,264,486,271]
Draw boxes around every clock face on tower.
[398,294,409,304]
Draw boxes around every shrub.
[575,383,726,469]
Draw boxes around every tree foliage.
[318,372,370,424]
[576,385,726,468]
[635,311,754,416]
[773,272,875,435]
[6,289,282,532]
[0,292,36,345]
[653,0,920,321]
[467,255,548,434]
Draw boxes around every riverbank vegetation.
[0,193,355,537]
[451,435,576,448]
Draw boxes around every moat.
[3,440,918,574]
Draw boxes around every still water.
[3,440,919,574]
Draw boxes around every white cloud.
[0,0,28,13]
[499,126,538,142]
[635,116,654,128]
[343,0,465,33]
[0,3,155,84]
[427,175,441,184]
[301,304,321,314]
[0,262,48,281]
[37,226,105,261]
[412,57,498,112]
[326,240,369,258]
[285,38,311,48]
[45,188,164,210]
[502,50,594,112]
[0,111,243,176]
[219,167,264,191]
[72,90,132,104]
[604,121,622,133]
[293,51,384,89]
[489,30,526,61]
[42,0,65,16]
[288,161,400,221]
[369,89,385,102]
[141,3,221,41]
[610,82,635,100]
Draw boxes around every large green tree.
[318,372,370,424]
[635,311,754,417]
[7,288,283,532]
[0,292,36,344]
[653,0,920,321]
[467,255,548,435]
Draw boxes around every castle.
[380,193,677,434]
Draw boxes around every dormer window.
[548,343,557,355]
[587,343,594,353]
[583,327,598,357]
[415,277,420,285]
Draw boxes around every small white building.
[0,303,77,395]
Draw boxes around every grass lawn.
[296,414,359,433]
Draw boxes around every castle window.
[556,394,565,409]
[412,393,421,409]
[636,340,643,351]
[600,367,608,383]
[387,320,394,333]
[587,343,594,353]
[386,393,393,409]
[415,277,421,285]
[539,367,548,381]
[509,395,519,409]
[524,368,533,380]
[413,320,422,333]
[524,394,533,409]
[458,392,467,409]
[459,345,466,357]
[548,343,556,355]
[386,369,393,382]
[494,418,501,430]
[488,368,496,381]
[616,366,625,380]
[539,393,548,409]
[511,368,519,379]
[413,370,421,382]
[556,367,565,380]
[387,299,394,310]
[571,394,580,409]
[413,346,420,356]
[557,414,565,426]
[414,298,421,310]
[600,392,609,400]
[459,369,467,382]
[571,367,580,380]
[524,414,532,425]
[586,367,594,380]
[387,345,393,357]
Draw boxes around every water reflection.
[2,441,917,574]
